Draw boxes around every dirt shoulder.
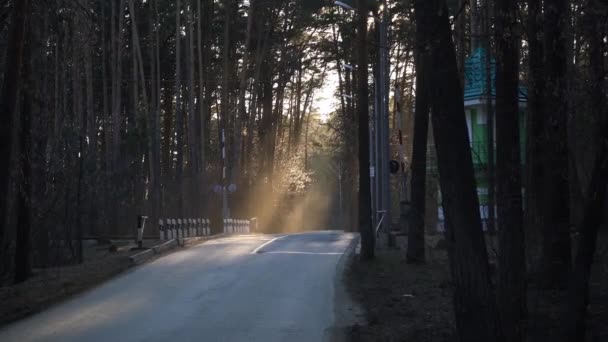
[0,239,171,327]
[345,235,457,342]
[345,231,608,342]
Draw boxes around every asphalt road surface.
[0,231,359,342]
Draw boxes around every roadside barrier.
[158,218,211,241]
[223,218,254,234]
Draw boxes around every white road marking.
[261,251,343,255]
[251,235,287,254]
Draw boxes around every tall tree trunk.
[259,61,273,182]
[495,0,525,339]
[84,9,97,237]
[564,123,608,340]
[151,0,162,219]
[564,2,607,339]
[417,0,503,340]
[196,0,207,173]
[220,0,232,189]
[293,63,303,145]
[525,0,545,275]
[331,15,347,122]
[73,12,85,263]
[111,0,125,170]
[102,3,113,236]
[540,0,572,286]
[456,0,466,86]
[174,0,184,182]
[357,0,374,260]
[14,29,33,283]
[407,12,430,264]
[483,0,496,234]
[162,87,174,178]
[0,0,30,264]
[563,113,608,340]
[232,0,255,183]
[187,3,197,175]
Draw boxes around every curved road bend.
[0,231,358,342]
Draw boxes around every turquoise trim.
[464,48,528,102]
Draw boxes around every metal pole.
[373,75,380,229]
[377,7,391,236]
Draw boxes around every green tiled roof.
[464,48,527,102]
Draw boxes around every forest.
[1,0,607,341]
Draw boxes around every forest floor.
[0,240,161,327]
[345,230,608,342]
[345,234,457,342]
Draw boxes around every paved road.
[0,231,358,342]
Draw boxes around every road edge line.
[251,235,286,254]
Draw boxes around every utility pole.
[357,0,374,259]
[371,1,391,242]
[378,0,391,238]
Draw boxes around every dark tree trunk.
[564,123,608,341]
[15,32,33,284]
[524,0,545,274]
[495,0,525,339]
[0,0,30,264]
[483,0,496,235]
[564,2,608,339]
[417,0,503,340]
[356,0,374,261]
[540,0,572,287]
[162,87,174,177]
[407,8,430,263]
[174,0,184,182]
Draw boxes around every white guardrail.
[223,218,254,234]
[158,218,211,241]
